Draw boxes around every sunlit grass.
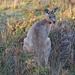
[0,0,75,75]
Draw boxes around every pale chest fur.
[44,22,52,36]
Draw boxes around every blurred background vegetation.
[0,0,75,75]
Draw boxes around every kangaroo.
[23,8,58,67]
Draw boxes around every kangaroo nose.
[53,21,56,24]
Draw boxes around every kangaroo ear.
[52,7,58,13]
[44,9,50,14]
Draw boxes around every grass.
[0,0,75,75]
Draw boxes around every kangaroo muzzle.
[53,21,56,24]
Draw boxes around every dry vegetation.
[0,0,75,75]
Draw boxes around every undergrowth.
[0,0,75,75]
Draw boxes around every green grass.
[0,0,75,75]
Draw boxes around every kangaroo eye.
[49,16,51,18]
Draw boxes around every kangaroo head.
[44,8,58,24]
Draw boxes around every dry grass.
[0,19,75,75]
[0,0,75,75]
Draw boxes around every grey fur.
[23,9,57,66]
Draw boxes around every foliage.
[0,0,75,75]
